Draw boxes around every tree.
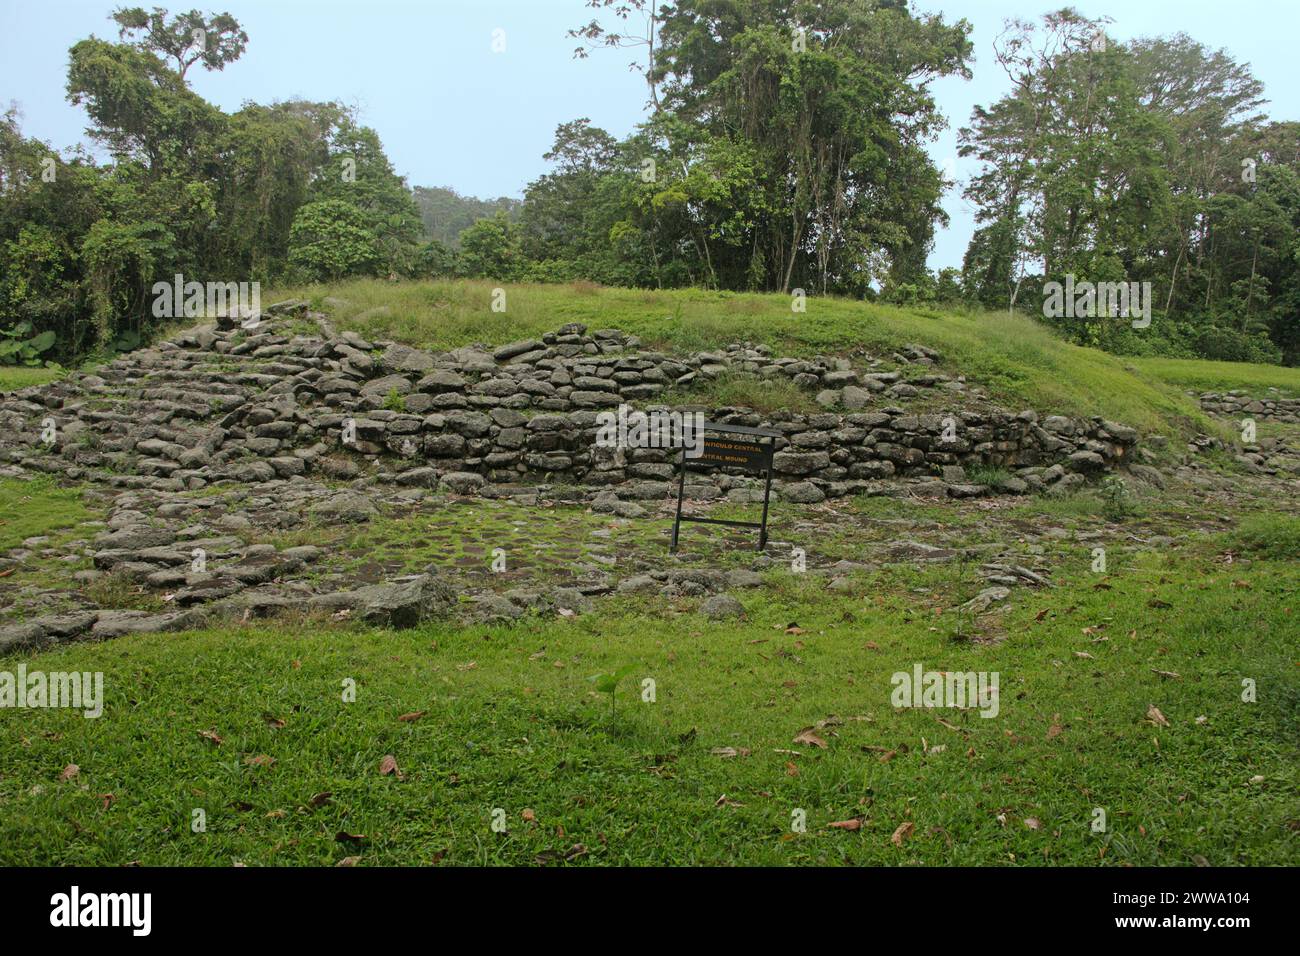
[645,0,972,293]
[288,200,384,281]
[306,115,423,275]
[958,10,1296,362]
[570,0,662,110]
[111,6,248,81]
[457,214,523,280]
[413,187,520,248]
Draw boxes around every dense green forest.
[1,2,1296,368]
[412,187,520,249]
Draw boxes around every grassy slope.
[265,279,1300,436]
[1,543,1294,866]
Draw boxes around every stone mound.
[0,303,1144,649]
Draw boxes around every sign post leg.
[757,464,773,551]
[670,445,687,554]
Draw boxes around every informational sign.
[694,436,771,473]
[671,422,780,553]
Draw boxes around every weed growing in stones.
[1100,476,1134,521]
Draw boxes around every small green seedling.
[590,664,638,723]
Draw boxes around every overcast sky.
[2,0,1297,270]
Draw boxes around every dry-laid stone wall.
[0,302,1138,506]
[1199,391,1300,424]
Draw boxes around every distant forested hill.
[412,187,521,247]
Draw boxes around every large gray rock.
[312,573,455,628]
[493,339,542,362]
[91,611,192,639]
[416,369,467,394]
[781,481,826,503]
[699,593,746,620]
[310,491,378,523]
[0,620,52,652]
[380,343,435,375]
[473,593,525,622]
[440,471,486,494]
[94,525,176,551]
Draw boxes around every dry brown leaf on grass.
[521,808,536,823]
[334,831,367,844]
[1046,714,1063,740]
[379,755,404,780]
[792,729,827,749]
[244,754,275,768]
[58,764,79,782]
[1147,704,1170,727]
[261,713,286,729]
[827,818,863,831]
[197,729,223,746]
[335,856,361,867]
[709,746,750,758]
[308,791,332,808]
[890,821,915,847]
[397,711,426,723]
[1024,817,1042,830]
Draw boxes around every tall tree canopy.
[958,8,1297,362]
[0,8,418,364]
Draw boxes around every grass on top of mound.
[1132,357,1300,398]
[262,279,1292,439]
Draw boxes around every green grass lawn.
[2,510,1295,866]
[0,477,92,552]
[0,366,64,392]
[1133,357,1300,398]
[264,279,1299,438]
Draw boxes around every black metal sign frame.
[670,421,781,553]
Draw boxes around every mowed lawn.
[1,530,1295,866]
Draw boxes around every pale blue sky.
[2,0,1297,269]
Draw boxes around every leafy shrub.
[0,321,57,366]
